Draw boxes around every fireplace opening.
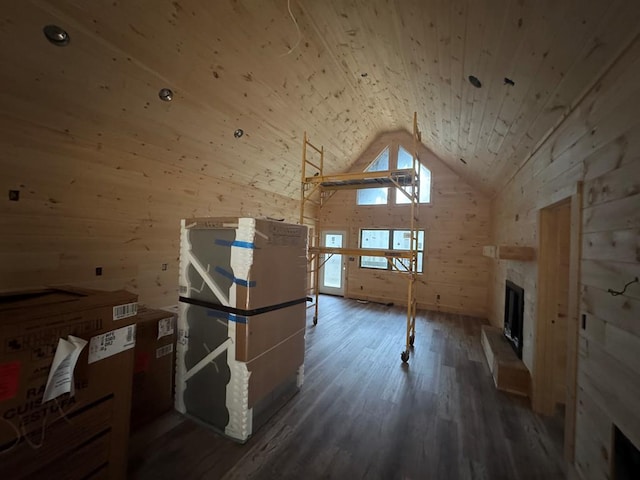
[504,280,524,359]
[614,425,640,479]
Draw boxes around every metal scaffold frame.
[299,113,422,364]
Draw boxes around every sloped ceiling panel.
[1,0,639,198]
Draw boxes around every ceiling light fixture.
[234,129,244,138]
[158,88,173,102]
[43,25,70,46]
[468,75,482,88]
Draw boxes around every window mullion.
[388,229,393,270]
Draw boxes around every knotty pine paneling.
[490,34,640,479]
[0,123,300,306]
[321,131,491,318]
[2,1,639,200]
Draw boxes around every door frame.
[533,183,582,462]
[319,230,346,296]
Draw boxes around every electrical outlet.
[9,190,20,201]
[161,263,168,271]
[436,294,440,300]
[95,267,103,276]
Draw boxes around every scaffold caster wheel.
[401,351,410,363]
[409,334,415,347]
[313,316,318,326]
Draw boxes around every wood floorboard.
[129,295,566,480]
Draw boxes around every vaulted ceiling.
[2,1,639,199]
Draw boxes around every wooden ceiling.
[2,0,639,198]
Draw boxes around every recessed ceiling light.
[459,158,467,165]
[158,88,173,101]
[468,75,482,88]
[234,129,244,138]
[43,25,70,46]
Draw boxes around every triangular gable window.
[356,147,389,205]
[396,146,431,204]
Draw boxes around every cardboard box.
[176,218,308,443]
[201,302,306,363]
[246,328,305,407]
[179,217,308,310]
[130,307,177,432]
[176,301,306,442]
[0,287,138,479]
[1,398,114,479]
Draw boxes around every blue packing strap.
[228,313,248,324]
[214,266,256,287]
[206,309,248,324]
[214,239,256,249]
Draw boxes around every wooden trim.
[533,206,557,414]
[564,183,583,463]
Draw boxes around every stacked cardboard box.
[0,287,138,479]
[176,217,308,442]
[130,307,177,432]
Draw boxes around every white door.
[319,231,345,296]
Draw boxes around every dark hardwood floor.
[129,295,566,480]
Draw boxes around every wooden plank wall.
[320,131,491,318]
[490,35,640,478]
[0,119,300,307]
[0,3,307,307]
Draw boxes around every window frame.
[395,145,431,205]
[359,228,425,274]
[356,146,390,206]
[355,142,432,207]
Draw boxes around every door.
[319,231,345,296]
[552,202,571,407]
[534,188,583,463]
[536,199,571,415]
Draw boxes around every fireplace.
[504,280,524,359]
[614,425,640,479]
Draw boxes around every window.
[391,229,425,272]
[395,146,431,204]
[356,144,431,206]
[356,147,389,205]
[360,229,425,273]
[360,229,390,269]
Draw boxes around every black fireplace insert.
[504,280,524,359]
[614,425,640,479]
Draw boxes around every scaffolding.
[299,113,422,364]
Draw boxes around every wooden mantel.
[483,245,535,261]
